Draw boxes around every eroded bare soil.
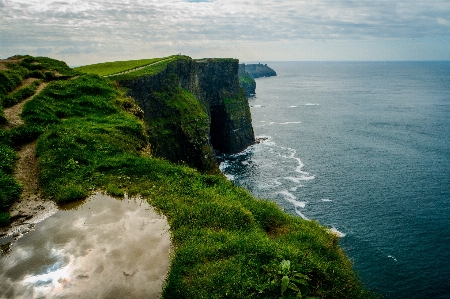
[1,82,57,238]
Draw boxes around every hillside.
[1,55,374,298]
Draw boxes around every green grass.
[109,55,184,82]
[74,57,169,77]
[20,62,374,298]
[1,80,41,108]
[0,55,78,224]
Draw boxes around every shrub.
[0,144,18,174]
[0,171,21,210]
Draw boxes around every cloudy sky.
[1,0,449,65]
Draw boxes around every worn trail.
[3,82,48,130]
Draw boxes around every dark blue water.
[219,61,450,298]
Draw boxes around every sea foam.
[329,227,346,238]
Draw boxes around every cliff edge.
[118,56,255,173]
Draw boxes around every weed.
[257,259,319,299]
[106,184,125,197]
[0,144,18,174]
[0,171,21,210]
[0,213,10,227]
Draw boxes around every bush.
[0,212,10,227]
[0,171,21,210]
[0,144,17,174]
[106,184,125,197]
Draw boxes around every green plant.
[106,184,125,197]
[2,80,40,108]
[257,259,319,299]
[0,144,18,173]
[0,212,10,227]
[0,171,21,210]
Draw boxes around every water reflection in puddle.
[0,193,172,299]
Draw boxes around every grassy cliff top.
[73,57,169,77]
[1,55,375,299]
[74,55,186,80]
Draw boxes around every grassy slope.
[24,59,374,298]
[73,56,178,78]
[0,55,77,225]
[109,55,182,81]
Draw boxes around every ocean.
[219,61,450,298]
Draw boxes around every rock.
[238,64,256,96]
[119,57,255,173]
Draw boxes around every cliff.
[244,63,277,78]
[1,55,373,299]
[238,64,256,96]
[118,57,255,173]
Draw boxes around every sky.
[1,0,449,66]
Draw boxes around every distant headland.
[238,63,277,96]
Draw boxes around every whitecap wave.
[388,255,398,262]
[224,174,235,180]
[321,198,333,202]
[284,176,312,183]
[294,209,309,220]
[279,122,302,125]
[329,227,346,237]
[279,190,307,209]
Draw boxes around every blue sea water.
[219,61,450,298]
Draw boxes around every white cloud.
[1,0,449,63]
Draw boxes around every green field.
[74,56,174,77]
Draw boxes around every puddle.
[0,193,172,299]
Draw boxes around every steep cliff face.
[119,57,255,173]
[238,64,256,96]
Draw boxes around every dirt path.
[0,141,58,238]
[1,82,57,238]
[3,82,48,129]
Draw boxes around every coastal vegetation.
[0,55,78,225]
[0,55,374,298]
[74,55,180,80]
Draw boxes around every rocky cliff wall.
[238,64,256,96]
[119,57,255,173]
